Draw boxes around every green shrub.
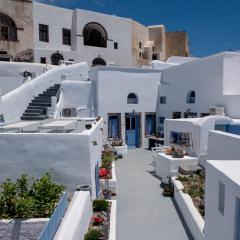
[93,199,109,212]
[84,229,102,240]
[0,172,65,219]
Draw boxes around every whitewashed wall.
[0,62,51,95]
[157,52,240,122]
[207,130,240,160]
[0,119,103,199]
[0,62,88,123]
[33,2,133,67]
[205,160,240,240]
[55,80,95,118]
[33,2,72,52]
[93,67,161,147]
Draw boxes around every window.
[172,112,181,119]
[186,90,196,104]
[127,93,138,104]
[114,42,118,49]
[218,181,225,215]
[108,114,121,139]
[139,42,142,49]
[201,113,209,117]
[145,113,156,137]
[83,22,107,48]
[160,96,167,104]
[0,13,17,41]
[40,57,46,64]
[39,24,49,42]
[51,52,64,65]
[62,28,71,45]
[139,52,142,58]
[184,112,197,118]
[152,46,155,52]
[152,53,157,60]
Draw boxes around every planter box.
[112,145,128,155]
[0,192,68,240]
[108,200,117,240]
[100,161,117,194]
[172,177,204,240]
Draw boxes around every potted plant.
[110,138,128,155]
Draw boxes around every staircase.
[21,84,60,121]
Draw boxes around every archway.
[51,52,64,65]
[83,22,107,48]
[92,57,106,67]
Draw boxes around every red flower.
[93,216,104,224]
[99,168,108,178]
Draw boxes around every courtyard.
[115,148,193,240]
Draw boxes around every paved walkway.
[115,148,193,240]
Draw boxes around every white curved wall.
[1,62,89,123]
[0,62,52,95]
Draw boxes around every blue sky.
[36,0,240,57]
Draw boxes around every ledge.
[172,177,204,240]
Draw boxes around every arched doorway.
[83,22,107,48]
[92,57,106,67]
[51,52,64,65]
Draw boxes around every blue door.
[125,114,140,148]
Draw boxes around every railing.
[38,192,68,240]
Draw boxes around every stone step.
[25,109,44,114]
[21,115,49,121]
[22,112,42,117]
[36,96,52,100]
[29,102,51,107]
[44,90,58,94]
[39,92,57,97]
[32,99,51,103]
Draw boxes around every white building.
[157,52,240,131]
[204,130,240,240]
[0,0,189,67]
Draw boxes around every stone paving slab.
[115,148,193,240]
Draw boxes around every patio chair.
[151,147,161,173]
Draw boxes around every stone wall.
[131,20,149,67]
[165,31,189,60]
[0,0,34,59]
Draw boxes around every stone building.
[0,0,189,66]
[166,31,189,59]
[0,0,34,62]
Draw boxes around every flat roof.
[0,121,40,129]
[208,160,240,186]
[41,120,77,128]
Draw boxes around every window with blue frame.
[145,113,156,137]
[108,114,121,139]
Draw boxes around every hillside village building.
[0,0,189,67]
[1,2,240,239]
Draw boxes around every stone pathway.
[115,148,193,240]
